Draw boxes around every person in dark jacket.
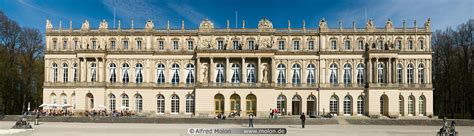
[300,112,306,128]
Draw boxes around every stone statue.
[260,38,271,48]
[424,18,431,31]
[262,64,268,82]
[200,39,211,49]
[81,20,90,31]
[99,19,108,30]
[319,18,328,29]
[385,18,393,30]
[366,19,374,29]
[199,19,214,29]
[46,19,53,30]
[202,64,208,82]
[145,19,154,30]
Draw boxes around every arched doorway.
[380,94,389,116]
[230,94,241,114]
[307,95,317,116]
[246,94,257,116]
[276,94,287,115]
[85,93,94,110]
[292,94,302,115]
[214,94,225,114]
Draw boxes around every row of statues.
[46,18,431,31]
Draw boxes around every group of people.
[269,108,280,119]
[84,110,134,117]
[31,109,73,117]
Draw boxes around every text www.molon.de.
[188,128,287,135]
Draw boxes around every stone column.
[302,59,307,84]
[271,57,276,84]
[80,57,86,82]
[226,57,230,83]
[338,60,343,84]
[257,57,262,83]
[95,57,99,82]
[388,58,392,83]
[368,59,372,83]
[414,59,418,84]
[242,57,247,83]
[375,58,379,83]
[210,58,214,83]
[196,57,201,83]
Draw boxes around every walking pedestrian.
[300,112,306,128]
[248,113,254,128]
[35,112,40,125]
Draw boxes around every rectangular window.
[248,41,255,50]
[53,41,57,50]
[233,41,239,50]
[111,41,116,49]
[218,41,224,50]
[331,41,337,50]
[308,41,314,50]
[63,41,67,49]
[188,41,193,50]
[293,41,300,50]
[137,41,142,49]
[159,41,164,50]
[358,41,364,50]
[344,41,350,50]
[396,41,401,50]
[123,41,129,49]
[74,41,78,49]
[173,41,178,50]
[92,41,97,49]
[73,67,78,82]
[408,40,413,50]
[419,40,424,49]
[278,41,285,50]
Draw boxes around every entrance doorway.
[292,94,302,115]
[246,94,257,116]
[307,95,317,116]
[214,94,225,114]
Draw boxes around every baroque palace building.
[43,17,433,118]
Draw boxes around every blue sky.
[1,0,472,33]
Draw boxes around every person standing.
[300,112,306,128]
[248,113,254,128]
[35,111,40,125]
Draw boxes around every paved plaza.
[0,121,472,136]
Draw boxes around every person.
[269,108,273,119]
[248,113,254,128]
[300,112,306,128]
[35,112,40,125]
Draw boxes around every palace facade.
[43,17,433,118]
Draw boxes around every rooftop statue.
[145,19,154,30]
[385,18,393,30]
[319,18,327,29]
[199,19,214,29]
[366,19,375,29]
[81,20,90,31]
[258,17,273,29]
[46,19,53,29]
[99,19,108,30]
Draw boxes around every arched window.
[399,95,404,116]
[356,64,365,84]
[408,95,415,115]
[156,94,165,113]
[171,94,180,113]
[396,40,402,50]
[246,94,257,115]
[63,63,68,83]
[307,64,316,85]
[171,63,180,84]
[247,64,256,83]
[277,64,286,84]
[230,94,241,113]
[91,63,97,82]
[231,63,240,83]
[214,94,225,114]
[397,64,403,83]
[292,64,301,84]
[135,94,143,112]
[157,64,165,84]
[419,95,426,116]
[186,64,195,84]
[60,93,67,105]
[109,94,116,111]
[50,93,57,104]
[73,63,78,82]
[343,64,352,84]
[358,40,364,50]
[418,64,425,84]
[277,94,287,114]
[186,94,194,114]
[357,95,365,115]
[122,63,130,83]
[52,63,58,82]
[216,63,225,83]
[135,63,143,84]
[377,63,384,83]
[407,64,414,84]
[343,95,352,115]
[329,64,338,84]
[109,63,117,83]
[121,94,129,110]
[330,95,339,115]
[344,40,350,50]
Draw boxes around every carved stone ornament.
[145,19,154,30]
[319,18,328,29]
[259,38,272,48]
[99,19,108,30]
[200,39,211,49]
[46,19,53,30]
[81,20,90,31]
[258,17,273,29]
[199,19,214,29]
